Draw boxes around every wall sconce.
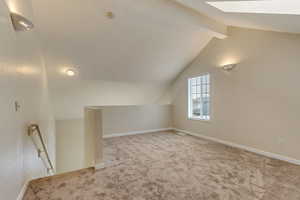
[65,69,76,76]
[10,12,34,31]
[221,64,237,72]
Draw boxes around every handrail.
[28,124,54,174]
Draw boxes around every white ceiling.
[175,0,300,34]
[29,0,224,84]
[13,0,300,86]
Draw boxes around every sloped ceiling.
[8,0,300,119]
[20,0,227,119]
[30,0,226,85]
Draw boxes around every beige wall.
[99,105,172,136]
[55,105,171,171]
[84,108,102,166]
[171,27,300,160]
[55,119,85,174]
[51,81,171,120]
[55,109,103,174]
[0,0,55,199]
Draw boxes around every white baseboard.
[94,160,123,170]
[17,180,30,200]
[94,162,106,170]
[173,128,300,166]
[103,128,173,138]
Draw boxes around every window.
[188,74,210,120]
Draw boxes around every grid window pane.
[192,86,197,94]
[196,86,201,93]
[193,94,197,100]
[191,78,197,86]
[188,74,210,120]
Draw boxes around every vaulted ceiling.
[4,0,300,119]
[5,0,300,87]
[29,0,226,86]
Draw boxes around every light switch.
[14,101,20,112]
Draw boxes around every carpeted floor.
[23,131,300,200]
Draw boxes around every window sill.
[188,117,211,122]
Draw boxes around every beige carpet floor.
[23,131,300,200]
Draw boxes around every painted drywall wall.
[55,105,171,171]
[56,109,103,174]
[171,27,300,160]
[99,105,172,136]
[0,0,55,199]
[51,81,172,120]
[84,108,102,166]
[55,119,85,174]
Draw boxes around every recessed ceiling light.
[206,0,300,15]
[65,69,76,76]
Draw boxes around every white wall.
[0,0,55,199]
[51,81,171,120]
[171,27,300,160]
[55,109,102,174]
[100,104,172,136]
[84,108,102,166]
[55,119,84,174]
[55,105,171,171]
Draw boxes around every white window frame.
[188,73,211,121]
